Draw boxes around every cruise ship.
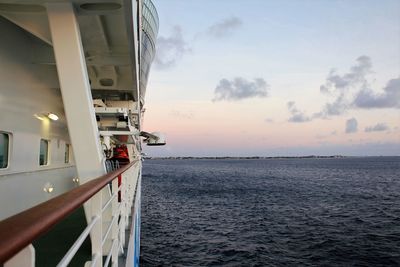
[0,0,162,266]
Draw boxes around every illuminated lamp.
[47,113,59,121]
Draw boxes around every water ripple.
[141,157,400,266]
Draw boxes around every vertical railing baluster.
[4,244,35,267]
[118,169,123,252]
[90,190,103,267]
[111,177,119,266]
[124,170,130,230]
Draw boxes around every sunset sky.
[143,0,400,157]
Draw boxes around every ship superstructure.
[0,0,160,266]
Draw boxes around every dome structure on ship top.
[139,0,159,106]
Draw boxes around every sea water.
[140,157,400,266]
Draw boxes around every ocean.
[140,157,400,266]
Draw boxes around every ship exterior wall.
[0,16,77,220]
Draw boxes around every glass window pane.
[40,139,48,166]
[0,133,9,168]
[65,144,70,163]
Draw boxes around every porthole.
[65,144,70,163]
[0,133,10,168]
[40,139,49,166]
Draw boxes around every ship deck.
[33,207,91,266]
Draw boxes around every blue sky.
[143,0,400,157]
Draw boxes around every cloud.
[207,17,242,38]
[365,123,389,132]
[345,118,358,133]
[289,56,398,123]
[316,94,349,117]
[353,78,400,109]
[154,26,190,70]
[320,55,372,94]
[212,77,269,101]
[287,101,311,123]
[315,56,372,118]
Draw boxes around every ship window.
[65,144,70,163]
[0,133,9,168]
[39,139,49,166]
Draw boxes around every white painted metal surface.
[47,2,106,182]
[4,245,35,267]
[0,16,77,220]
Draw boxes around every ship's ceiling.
[0,0,139,102]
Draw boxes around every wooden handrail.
[0,161,137,264]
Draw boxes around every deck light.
[48,113,59,121]
[43,182,54,193]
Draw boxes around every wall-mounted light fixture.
[34,112,59,121]
[43,182,54,193]
[47,113,59,121]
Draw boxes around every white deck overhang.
[0,0,141,103]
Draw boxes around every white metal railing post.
[131,167,137,211]
[102,186,113,256]
[125,164,141,267]
[128,168,138,216]
[111,178,119,266]
[126,168,132,217]
[4,244,35,267]
[119,172,126,249]
[124,171,130,230]
[130,165,139,212]
[90,190,103,267]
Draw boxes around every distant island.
[144,155,347,160]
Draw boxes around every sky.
[143,0,400,157]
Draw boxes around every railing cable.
[104,239,118,267]
[56,215,100,267]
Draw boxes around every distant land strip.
[144,155,350,160]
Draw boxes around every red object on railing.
[0,161,136,264]
[113,145,129,159]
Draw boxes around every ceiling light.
[48,113,59,121]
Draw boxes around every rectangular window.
[0,133,9,168]
[40,139,49,166]
[65,144,70,163]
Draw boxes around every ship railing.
[0,160,141,267]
